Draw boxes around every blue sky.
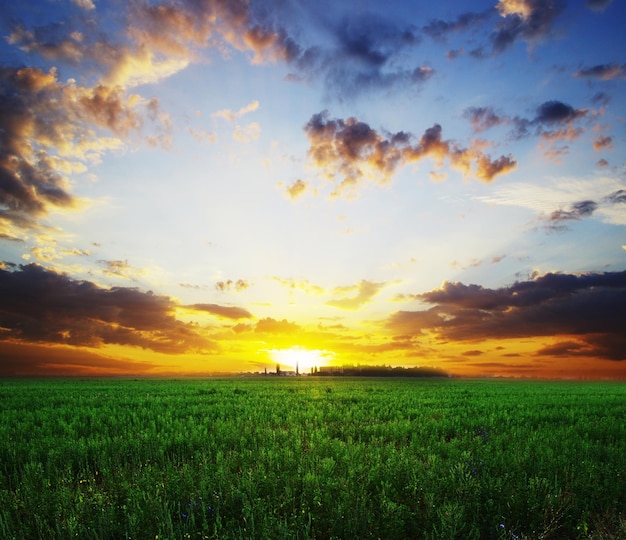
[0,0,625,378]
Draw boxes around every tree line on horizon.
[267,365,450,378]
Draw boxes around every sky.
[0,0,625,379]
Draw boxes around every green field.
[1,377,624,539]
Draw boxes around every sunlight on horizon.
[269,347,334,373]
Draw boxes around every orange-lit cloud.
[493,0,565,52]
[593,135,613,151]
[0,341,157,377]
[0,66,165,230]
[387,271,626,362]
[0,264,216,355]
[304,111,516,196]
[466,100,597,160]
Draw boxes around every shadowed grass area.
[1,377,625,539]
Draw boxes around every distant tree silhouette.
[313,365,449,378]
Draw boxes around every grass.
[0,377,625,539]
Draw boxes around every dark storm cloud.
[0,264,216,353]
[574,63,626,80]
[186,303,253,320]
[387,271,626,361]
[304,111,516,195]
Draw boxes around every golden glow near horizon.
[268,347,334,373]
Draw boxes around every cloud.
[0,341,158,377]
[305,111,516,196]
[283,10,432,98]
[215,279,249,292]
[188,127,217,144]
[326,280,386,310]
[7,24,86,64]
[464,106,508,132]
[0,68,76,225]
[72,0,95,10]
[0,66,163,230]
[476,177,626,227]
[526,100,589,157]
[387,270,626,361]
[422,11,492,42]
[534,100,587,124]
[212,100,260,122]
[420,2,566,58]
[0,234,25,243]
[0,263,216,354]
[586,0,614,12]
[179,282,206,290]
[604,190,626,205]
[593,135,613,151]
[273,277,325,296]
[233,122,260,143]
[186,303,253,320]
[574,63,626,80]
[8,0,298,88]
[492,0,566,53]
[99,259,146,280]
[465,100,589,158]
[285,179,308,199]
[543,200,598,231]
[254,317,300,334]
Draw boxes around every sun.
[269,346,332,373]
